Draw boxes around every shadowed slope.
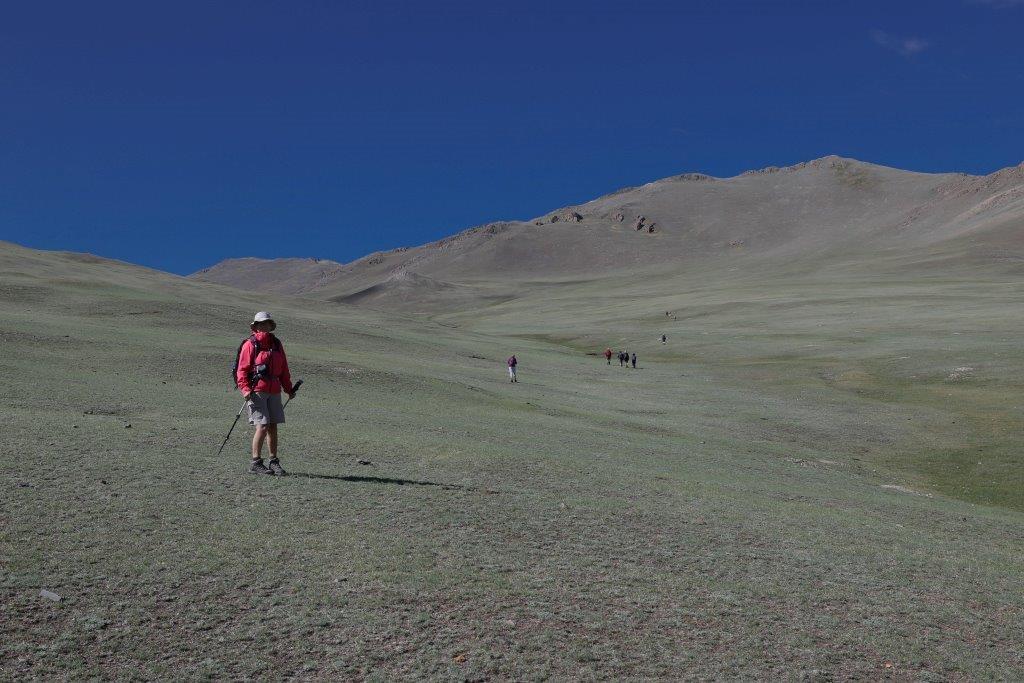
[191,256,346,296]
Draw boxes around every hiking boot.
[249,458,273,475]
[268,458,287,476]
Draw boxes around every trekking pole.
[283,379,303,409]
[216,397,250,456]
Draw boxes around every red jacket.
[236,331,294,396]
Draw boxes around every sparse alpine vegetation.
[4,154,1024,679]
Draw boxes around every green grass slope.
[450,251,1024,514]
[3,240,1024,679]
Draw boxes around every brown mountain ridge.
[190,155,1024,311]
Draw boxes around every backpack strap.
[232,335,257,387]
[233,335,282,388]
[251,334,281,354]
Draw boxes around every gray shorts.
[248,392,285,425]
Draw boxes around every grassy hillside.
[447,251,1024,513]
[3,240,1024,679]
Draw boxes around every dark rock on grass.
[84,406,127,416]
[550,210,583,223]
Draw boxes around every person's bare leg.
[267,424,279,459]
[252,424,267,460]
[266,424,287,475]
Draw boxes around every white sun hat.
[250,311,276,330]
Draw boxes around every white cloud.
[871,30,930,57]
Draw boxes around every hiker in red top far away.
[236,311,295,476]
[604,348,612,365]
[507,355,518,383]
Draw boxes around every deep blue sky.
[1,1,1022,274]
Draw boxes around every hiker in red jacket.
[604,348,612,364]
[236,311,295,476]
[507,354,518,383]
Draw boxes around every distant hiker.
[236,311,295,476]
[631,352,637,369]
[661,334,667,344]
[618,351,626,367]
[507,354,518,383]
[604,348,612,364]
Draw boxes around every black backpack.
[231,334,281,385]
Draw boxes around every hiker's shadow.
[291,472,463,490]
